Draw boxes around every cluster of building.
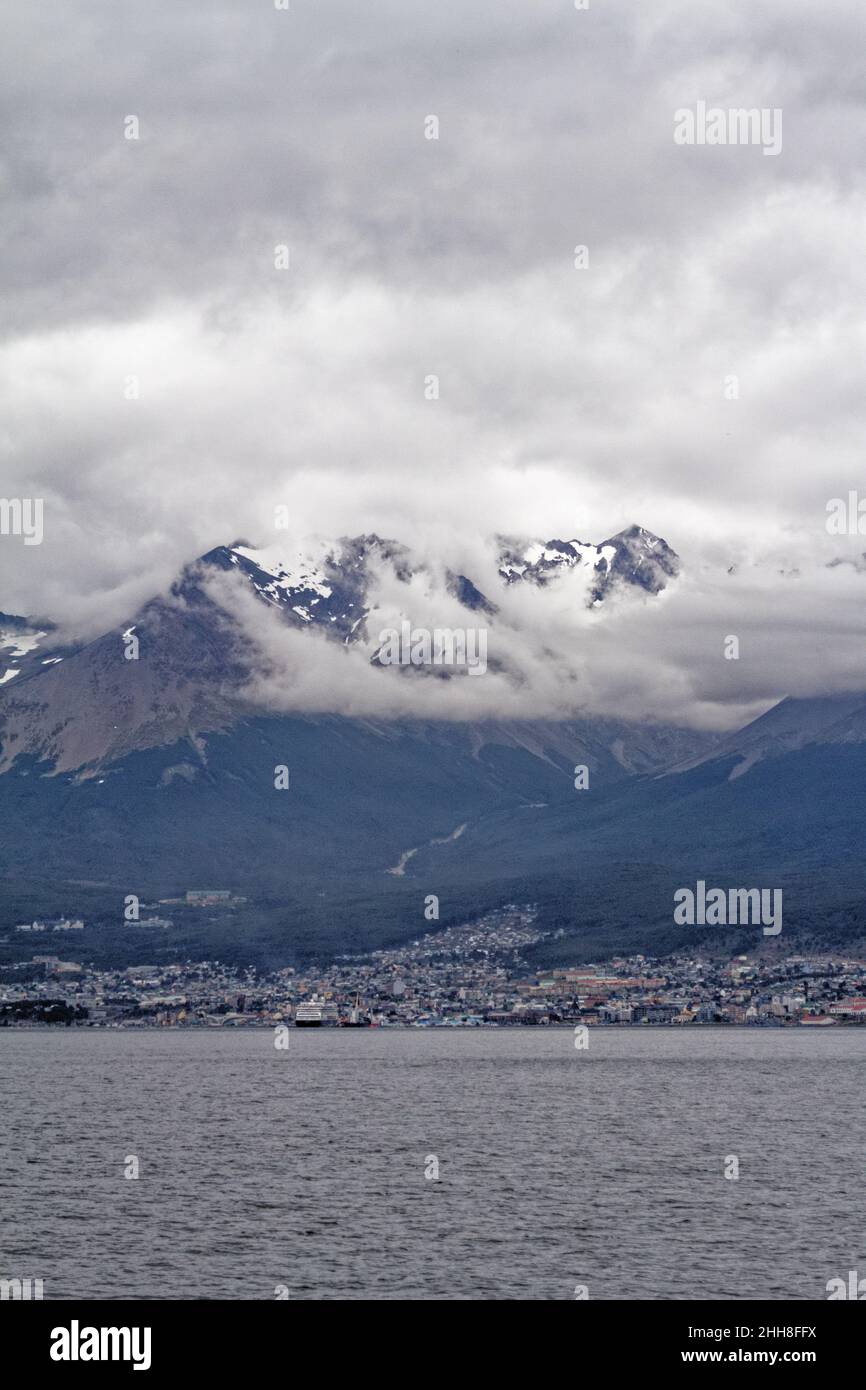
[511,954,866,1026]
[14,917,85,934]
[12,889,253,936]
[159,890,248,909]
[2,905,866,1027]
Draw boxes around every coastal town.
[2,903,866,1028]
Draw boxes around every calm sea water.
[1,1028,863,1300]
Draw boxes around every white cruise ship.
[294,997,324,1027]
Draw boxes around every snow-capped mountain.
[5,524,866,970]
[0,523,680,777]
[498,525,679,603]
[199,534,413,645]
[198,522,679,648]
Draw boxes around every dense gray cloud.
[1,0,865,725]
[203,551,866,732]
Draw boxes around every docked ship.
[294,997,324,1027]
[339,994,371,1028]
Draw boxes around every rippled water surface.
[2,1028,864,1299]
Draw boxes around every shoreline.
[0,1021,860,1032]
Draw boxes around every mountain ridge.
[0,523,683,776]
[4,524,866,968]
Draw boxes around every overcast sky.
[1,0,865,725]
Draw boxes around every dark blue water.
[1,1028,863,1299]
